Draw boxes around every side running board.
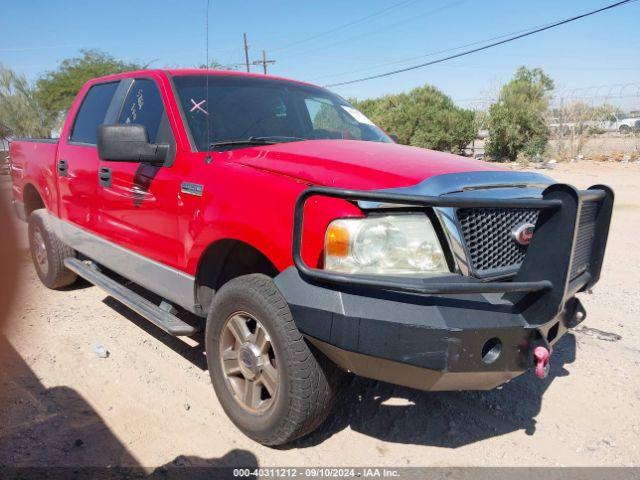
[64,258,197,336]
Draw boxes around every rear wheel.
[205,274,340,446]
[28,209,77,289]
[619,125,631,134]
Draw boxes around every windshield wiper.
[210,136,306,150]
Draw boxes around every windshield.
[172,75,391,151]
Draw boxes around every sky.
[1,0,639,110]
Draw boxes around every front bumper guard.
[274,183,614,391]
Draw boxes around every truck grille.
[570,200,600,280]
[456,208,540,275]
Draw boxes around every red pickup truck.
[10,69,613,446]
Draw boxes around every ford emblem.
[512,222,535,246]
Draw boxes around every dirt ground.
[1,161,639,469]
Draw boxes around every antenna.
[205,0,212,163]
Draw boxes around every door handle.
[99,167,112,188]
[58,159,68,176]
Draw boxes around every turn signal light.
[325,223,350,257]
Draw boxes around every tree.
[353,85,476,154]
[198,59,240,70]
[35,49,143,122]
[0,64,54,138]
[0,122,11,140]
[486,67,554,161]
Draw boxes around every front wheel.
[619,125,631,134]
[205,274,340,446]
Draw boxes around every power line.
[278,0,468,62]
[357,62,640,73]
[324,0,637,88]
[312,20,561,82]
[269,0,419,52]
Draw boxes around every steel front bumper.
[275,267,587,391]
[274,183,614,391]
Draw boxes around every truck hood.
[228,140,504,190]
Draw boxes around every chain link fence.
[547,83,640,162]
[462,83,640,162]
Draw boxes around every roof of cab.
[90,68,319,88]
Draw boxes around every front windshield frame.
[170,74,391,151]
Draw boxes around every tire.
[619,125,631,134]
[28,209,77,289]
[205,273,340,446]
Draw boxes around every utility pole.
[243,33,250,73]
[252,50,276,75]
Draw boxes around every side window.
[304,97,361,140]
[69,82,119,144]
[118,79,166,143]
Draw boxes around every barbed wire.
[458,83,640,111]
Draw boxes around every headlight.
[324,214,449,275]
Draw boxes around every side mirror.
[389,134,399,143]
[97,124,169,163]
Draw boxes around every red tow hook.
[533,346,550,379]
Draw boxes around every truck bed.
[10,139,59,219]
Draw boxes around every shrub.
[486,67,554,162]
[353,85,476,154]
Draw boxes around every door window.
[118,79,166,143]
[304,97,363,140]
[69,82,119,144]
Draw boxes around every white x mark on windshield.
[190,98,208,115]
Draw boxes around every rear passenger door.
[94,77,181,268]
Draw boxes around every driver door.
[94,76,181,269]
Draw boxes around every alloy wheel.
[32,226,49,276]
[219,311,278,412]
